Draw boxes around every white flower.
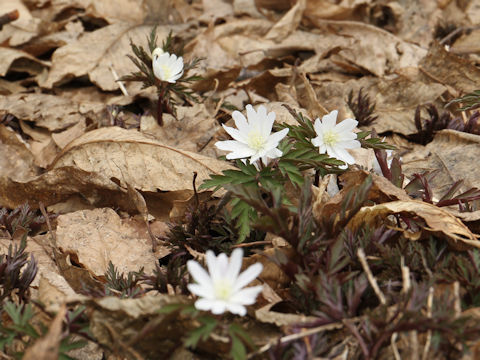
[152,47,184,83]
[311,110,361,168]
[215,104,289,166]
[187,248,263,316]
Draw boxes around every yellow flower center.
[247,131,266,151]
[324,129,339,146]
[214,279,233,300]
[159,64,173,81]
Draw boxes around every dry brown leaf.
[0,0,41,46]
[41,24,179,91]
[348,200,480,250]
[56,208,160,276]
[0,166,127,209]
[304,0,368,21]
[255,303,319,327]
[419,42,480,95]
[0,47,48,77]
[265,0,305,42]
[402,130,480,201]
[451,29,480,55]
[85,295,191,359]
[314,76,446,135]
[23,305,66,360]
[51,126,234,193]
[0,93,104,131]
[314,170,411,228]
[307,20,427,77]
[0,124,38,181]
[140,103,220,153]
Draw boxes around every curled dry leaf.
[83,294,191,359]
[419,42,480,95]
[402,129,480,200]
[0,0,41,46]
[56,208,160,276]
[0,124,38,181]
[348,200,480,250]
[0,93,104,131]
[51,126,234,193]
[0,47,48,77]
[314,74,446,135]
[0,166,127,209]
[306,20,427,77]
[41,23,179,91]
[22,305,66,360]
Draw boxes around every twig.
[421,287,434,360]
[357,248,386,305]
[391,333,401,360]
[0,10,19,31]
[110,65,129,96]
[453,281,461,318]
[247,319,357,358]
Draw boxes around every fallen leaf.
[0,47,48,77]
[40,24,180,91]
[402,129,480,200]
[51,127,234,193]
[419,42,480,95]
[348,200,480,250]
[23,305,66,360]
[56,208,159,276]
[0,93,104,131]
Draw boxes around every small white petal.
[211,300,228,315]
[233,263,263,292]
[333,147,356,164]
[225,303,247,316]
[215,140,257,159]
[226,249,243,283]
[334,118,358,133]
[187,260,213,288]
[265,128,289,148]
[245,104,258,126]
[188,283,214,299]
[322,110,338,129]
[232,111,249,133]
[222,124,248,143]
[261,110,276,138]
[230,285,263,305]
[337,139,361,149]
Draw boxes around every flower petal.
[233,263,263,292]
[215,140,257,159]
[334,118,358,133]
[187,260,213,288]
[333,147,356,164]
[187,283,214,299]
[222,124,248,143]
[231,285,263,305]
[246,104,259,126]
[232,111,249,133]
[337,139,361,150]
[206,250,219,281]
[225,303,247,316]
[257,106,274,137]
[226,249,243,284]
[265,128,289,149]
[321,110,338,129]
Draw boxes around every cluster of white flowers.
[152,47,184,83]
[215,105,362,169]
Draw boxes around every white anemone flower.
[152,47,184,83]
[311,110,361,168]
[215,104,289,166]
[187,248,263,316]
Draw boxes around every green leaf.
[184,317,218,349]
